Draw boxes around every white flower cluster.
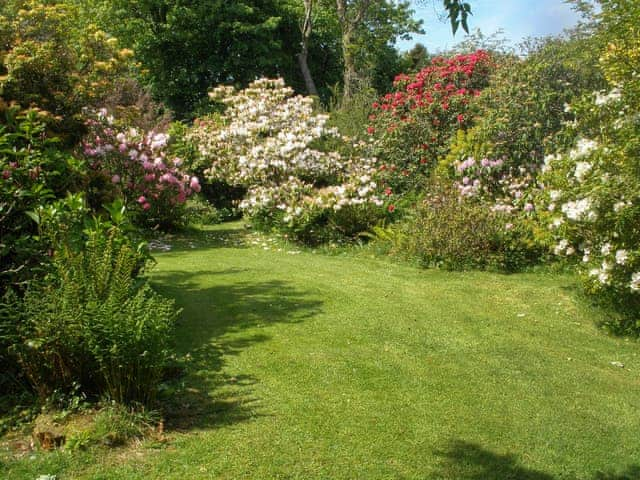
[190,78,383,225]
[560,197,597,222]
[594,87,622,106]
[568,138,598,161]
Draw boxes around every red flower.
[384,187,392,196]
[367,126,375,134]
[457,114,464,123]
[388,204,396,213]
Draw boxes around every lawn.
[2,222,639,479]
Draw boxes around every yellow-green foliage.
[436,127,496,179]
[0,1,135,140]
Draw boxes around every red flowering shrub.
[368,50,493,194]
[82,111,200,230]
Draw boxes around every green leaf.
[25,210,40,225]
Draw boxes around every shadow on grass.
[151,268,323,432]
[434,441,640,480]
[151,227,254,254]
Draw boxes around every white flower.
[601,243,612,256]
[569,139,598,160]
[598,271,610,285]
[554,239,569,256]
[594,87,622,106]
[574,162,592,182]
[561,198,596,221]
[615,250,629,265]
[631,272,640,291]
[549,190,562,201]
[613,201,630,212]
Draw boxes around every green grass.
[2,222,640,479]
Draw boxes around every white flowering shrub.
[188,78,386,243]
[541,82,640,332]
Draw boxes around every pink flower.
[137,195,147,204]
[154,158,166,170]
[2,170,11,179]
[144,173,155,182]
[388,204,396,213]
[111,174,120,184]
[142,202,151,211]
[190,176,201,192]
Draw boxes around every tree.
[402,43,430,72]
[84,0,294,118]
[334,0,422,99]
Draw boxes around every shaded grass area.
[2,222,639,479]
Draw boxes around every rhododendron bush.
[189,78,386,243]
[542,83,640,332]
[367,50,493,194]
[83,110,200,229]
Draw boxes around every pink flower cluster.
[454,157,536,215]
[83,114,200,215]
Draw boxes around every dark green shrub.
[443,30,606,172]
[0,110,85,295]
[13,226,178,404]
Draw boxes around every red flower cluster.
[373,50,491,118]
[368,50,493,197]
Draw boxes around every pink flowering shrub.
[82,110,200,229]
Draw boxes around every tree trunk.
[298,0,319,96]
[336,0,370,100]
[341,28,358,99]
[297,51,319,97]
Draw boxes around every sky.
[396,0,583,53]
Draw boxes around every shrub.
[82,111,201,231]
[540,0,640,333]
[13,225,178,404]
[189,78,386,243]
[367,50,493,195]
[541,90,640,333]
[442,30,606,173]
[390,181,542,272]
[0,1,136,143]
[0,110,85,294]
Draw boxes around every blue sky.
[396,0,583,53]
